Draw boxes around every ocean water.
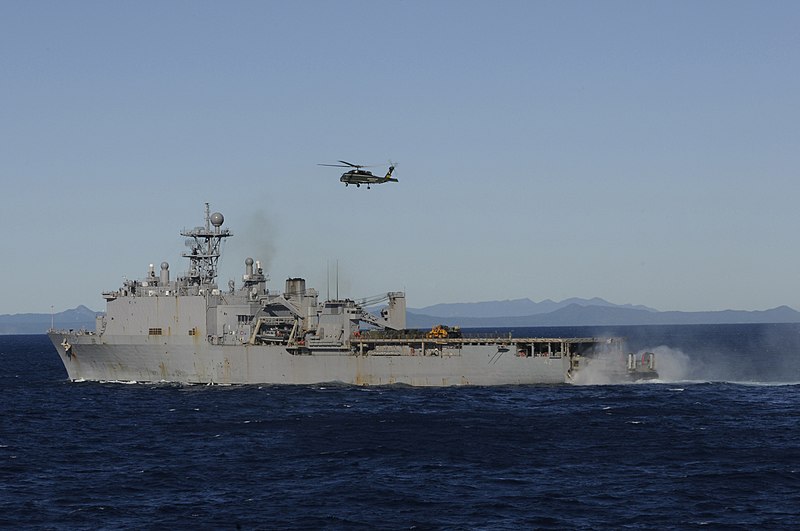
[1,325,799,530]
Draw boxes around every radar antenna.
[180,203,232,285]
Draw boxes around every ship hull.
[48,207,655,386]
[48,333,571,386]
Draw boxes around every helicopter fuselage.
[340,168,396,188]
[321,161,397,188]
[340,170,381,186]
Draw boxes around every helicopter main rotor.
[318,160,380,170]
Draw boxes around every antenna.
[336,260,339,300]
[326,260,330,300]
[180,203,231,285]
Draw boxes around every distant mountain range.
[412,297,657,318]
[2,298,799,334]
[405,298,800,328]
[0,306,101,335]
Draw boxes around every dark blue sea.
[2,324,800,529]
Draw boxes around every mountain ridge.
[410,297,657,318]
[406,303,800,328]
[2,299,799,334]
[0,306,102,335]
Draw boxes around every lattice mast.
[181,203,232,285]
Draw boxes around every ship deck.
[350,336,624,358]
[356,336,622,346]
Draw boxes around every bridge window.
[148,328,162,336]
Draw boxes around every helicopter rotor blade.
[339,161,382,168]
[318,160,380,169]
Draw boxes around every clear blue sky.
[2,1,798,314]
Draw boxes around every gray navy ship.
[48,204,657,385]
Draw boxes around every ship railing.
[358,333,622,344]
[48,328,94,335]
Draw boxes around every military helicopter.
[319,160,398,188]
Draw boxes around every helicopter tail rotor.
[385,161,398,182]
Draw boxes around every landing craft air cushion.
[48,204,657,385]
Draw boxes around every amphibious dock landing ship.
[48,205,656,385]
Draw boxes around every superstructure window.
[237,315,251,324]
[148,328,163,336]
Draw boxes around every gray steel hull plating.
[48,333,571,386]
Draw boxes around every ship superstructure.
[48,204,656,385]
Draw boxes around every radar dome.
[161,262,169,270]
[210,212,224,227]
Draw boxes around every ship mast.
[181,203,232,285]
